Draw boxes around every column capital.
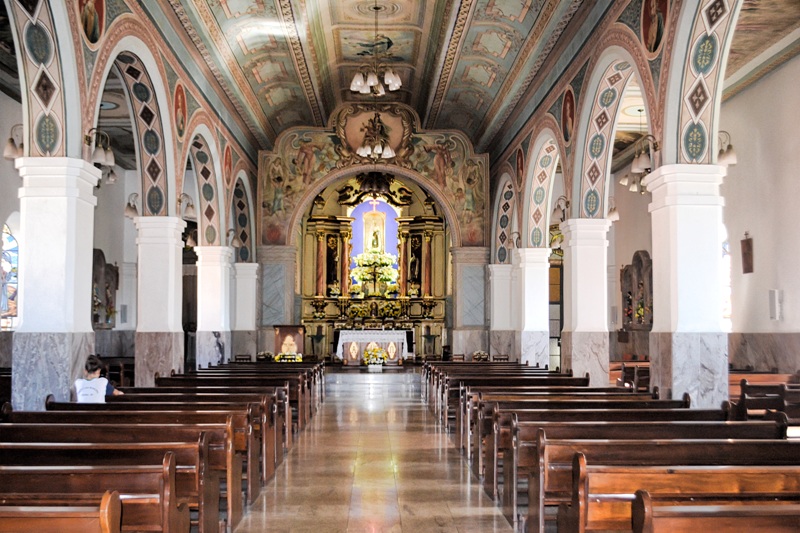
[257,244,296,264]
[561,218,611,246]
[450,246,490,264]
[644,163,726,211]
[194,245,235,264]
[487,263,513,281]
[233,262,260,278]
[16,157,100,205]
[512,247,551,266]
[134,216,186,243]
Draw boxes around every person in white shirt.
[74,354,124,403]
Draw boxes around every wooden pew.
[560,453,800,532]
[630,489,800,533]
[0,451,190,533]
[1,415,245,529]
[0,490,121,533]
[0,438,218,533]
[728,370,798,399]
[485,405,732,500]
[525,431,800,533]
[733,378,800,420]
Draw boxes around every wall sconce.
[509,231,521,248]
[178,192,196,219]
[552,195,569,223]
[84,128,115,167]
[718,131,737,167]
[607,196,620,222]
[124,193,140,219]
[227,228,242,248]
[3,124,23,160]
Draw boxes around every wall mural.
[259,103,488,247]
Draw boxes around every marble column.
[513,248,551,368]
[257,245,297,351]
[340,230,351,296]
[488,264,514,358]
[643,164,728,408]
[195,246,233,369]
[11,158,99,410]
[134,216,185,385]
[232,262,259,359]
[561,218,611,385]
[451,247,489,355]
[423,231,433,297]
[316,231,325,296]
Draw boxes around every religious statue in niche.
[620,250,653,329]
[91,249,118,330]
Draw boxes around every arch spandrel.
[187,132,223,246]
[232,174,255,263]
[259,103,489,248]
[524,129,563,248]
[492,175,516,265]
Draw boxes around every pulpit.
[336,329,410,365]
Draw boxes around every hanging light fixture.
[124,193,140,218]
[552,195,569,223]
[356,111,395,161]
[227,228,242,248]
[350,0,402,97]
[717,130,737,167]
[3,124,23,160]
[627,108,659,193]
[607,196,620,222]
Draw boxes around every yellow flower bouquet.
[363,346,388,365]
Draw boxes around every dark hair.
[85,354,104,374]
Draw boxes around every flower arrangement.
[275,352,302,362]
[351,250,399,292]
[256,351,274,362]
[472,350,489,362]
[363,346,388,365]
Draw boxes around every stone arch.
[492,174,517,265]
[88,32,177,214]
[664,0,743,165]
[185,126,225,246]
[523,126,564,248]
[285,163,464,248]
[6,0,71,158]
[572,45,655,219]
[231,171,256,263]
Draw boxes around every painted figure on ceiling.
[294,141,320,184]
[80,0,101,44]
[424,141,453,189]
[643,0,666,54]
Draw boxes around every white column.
[233,262,259,331]
[488,264,513,358]
[450,247,489,355]
[133,216,185,384]
[195,246,234,368]
[116,262,137,330]
[12,158,99,410]
[643,163,728,407]
[561,218,611,384]
[514,248,551,368]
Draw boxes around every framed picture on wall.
[274,325,305,355]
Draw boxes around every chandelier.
[619,108,658,194]
[356,111,395,160]
[349,0,402,96]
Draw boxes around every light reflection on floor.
[234,370,514,532]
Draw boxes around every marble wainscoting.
[452,328,488,358]
[490,330,515,359]
[729,333,800,373]
[12,331,94,410]
[518,330,549,368]
[260,263,287,327]
[196,330,232,369]
[610,329,650,361]
[232,331,257,361]
[561,331,610,386]
[650,332,728,408]
[0,330,13,367]
[94,330,135,358]
[135,332,183,386]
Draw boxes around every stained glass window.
[1,224,18,326]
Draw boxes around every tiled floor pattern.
[235,370,514,532]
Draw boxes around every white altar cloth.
[336,329,410,363]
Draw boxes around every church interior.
[0,0,799,531]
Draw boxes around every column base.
[95,329,136,358]
[650,332,728,408]
[561,331,609,386]
[196,330,231,369]
[451,328,487,357]
[490,330,514,360]
[518,330,549,368]
[12,331,94,410]
[0,330,13,367]
[232,331,257,361]
[135,332,183,386]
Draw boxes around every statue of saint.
[371,229,381,251]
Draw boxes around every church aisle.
[235,370,513,532]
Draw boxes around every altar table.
[336,330,411,365]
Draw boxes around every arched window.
[1,224,18,329]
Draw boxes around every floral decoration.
[351,250,398,294]
[472,350,489,361]
[363,346,388,365]
[275,352,302,362]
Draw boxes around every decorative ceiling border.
[165,0,274,147]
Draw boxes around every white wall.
[93,166,128,266]
[720,55,800,333]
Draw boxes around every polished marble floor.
[235,370,514,533]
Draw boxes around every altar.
[336,329,411,365]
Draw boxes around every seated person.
[74,354,124,403]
